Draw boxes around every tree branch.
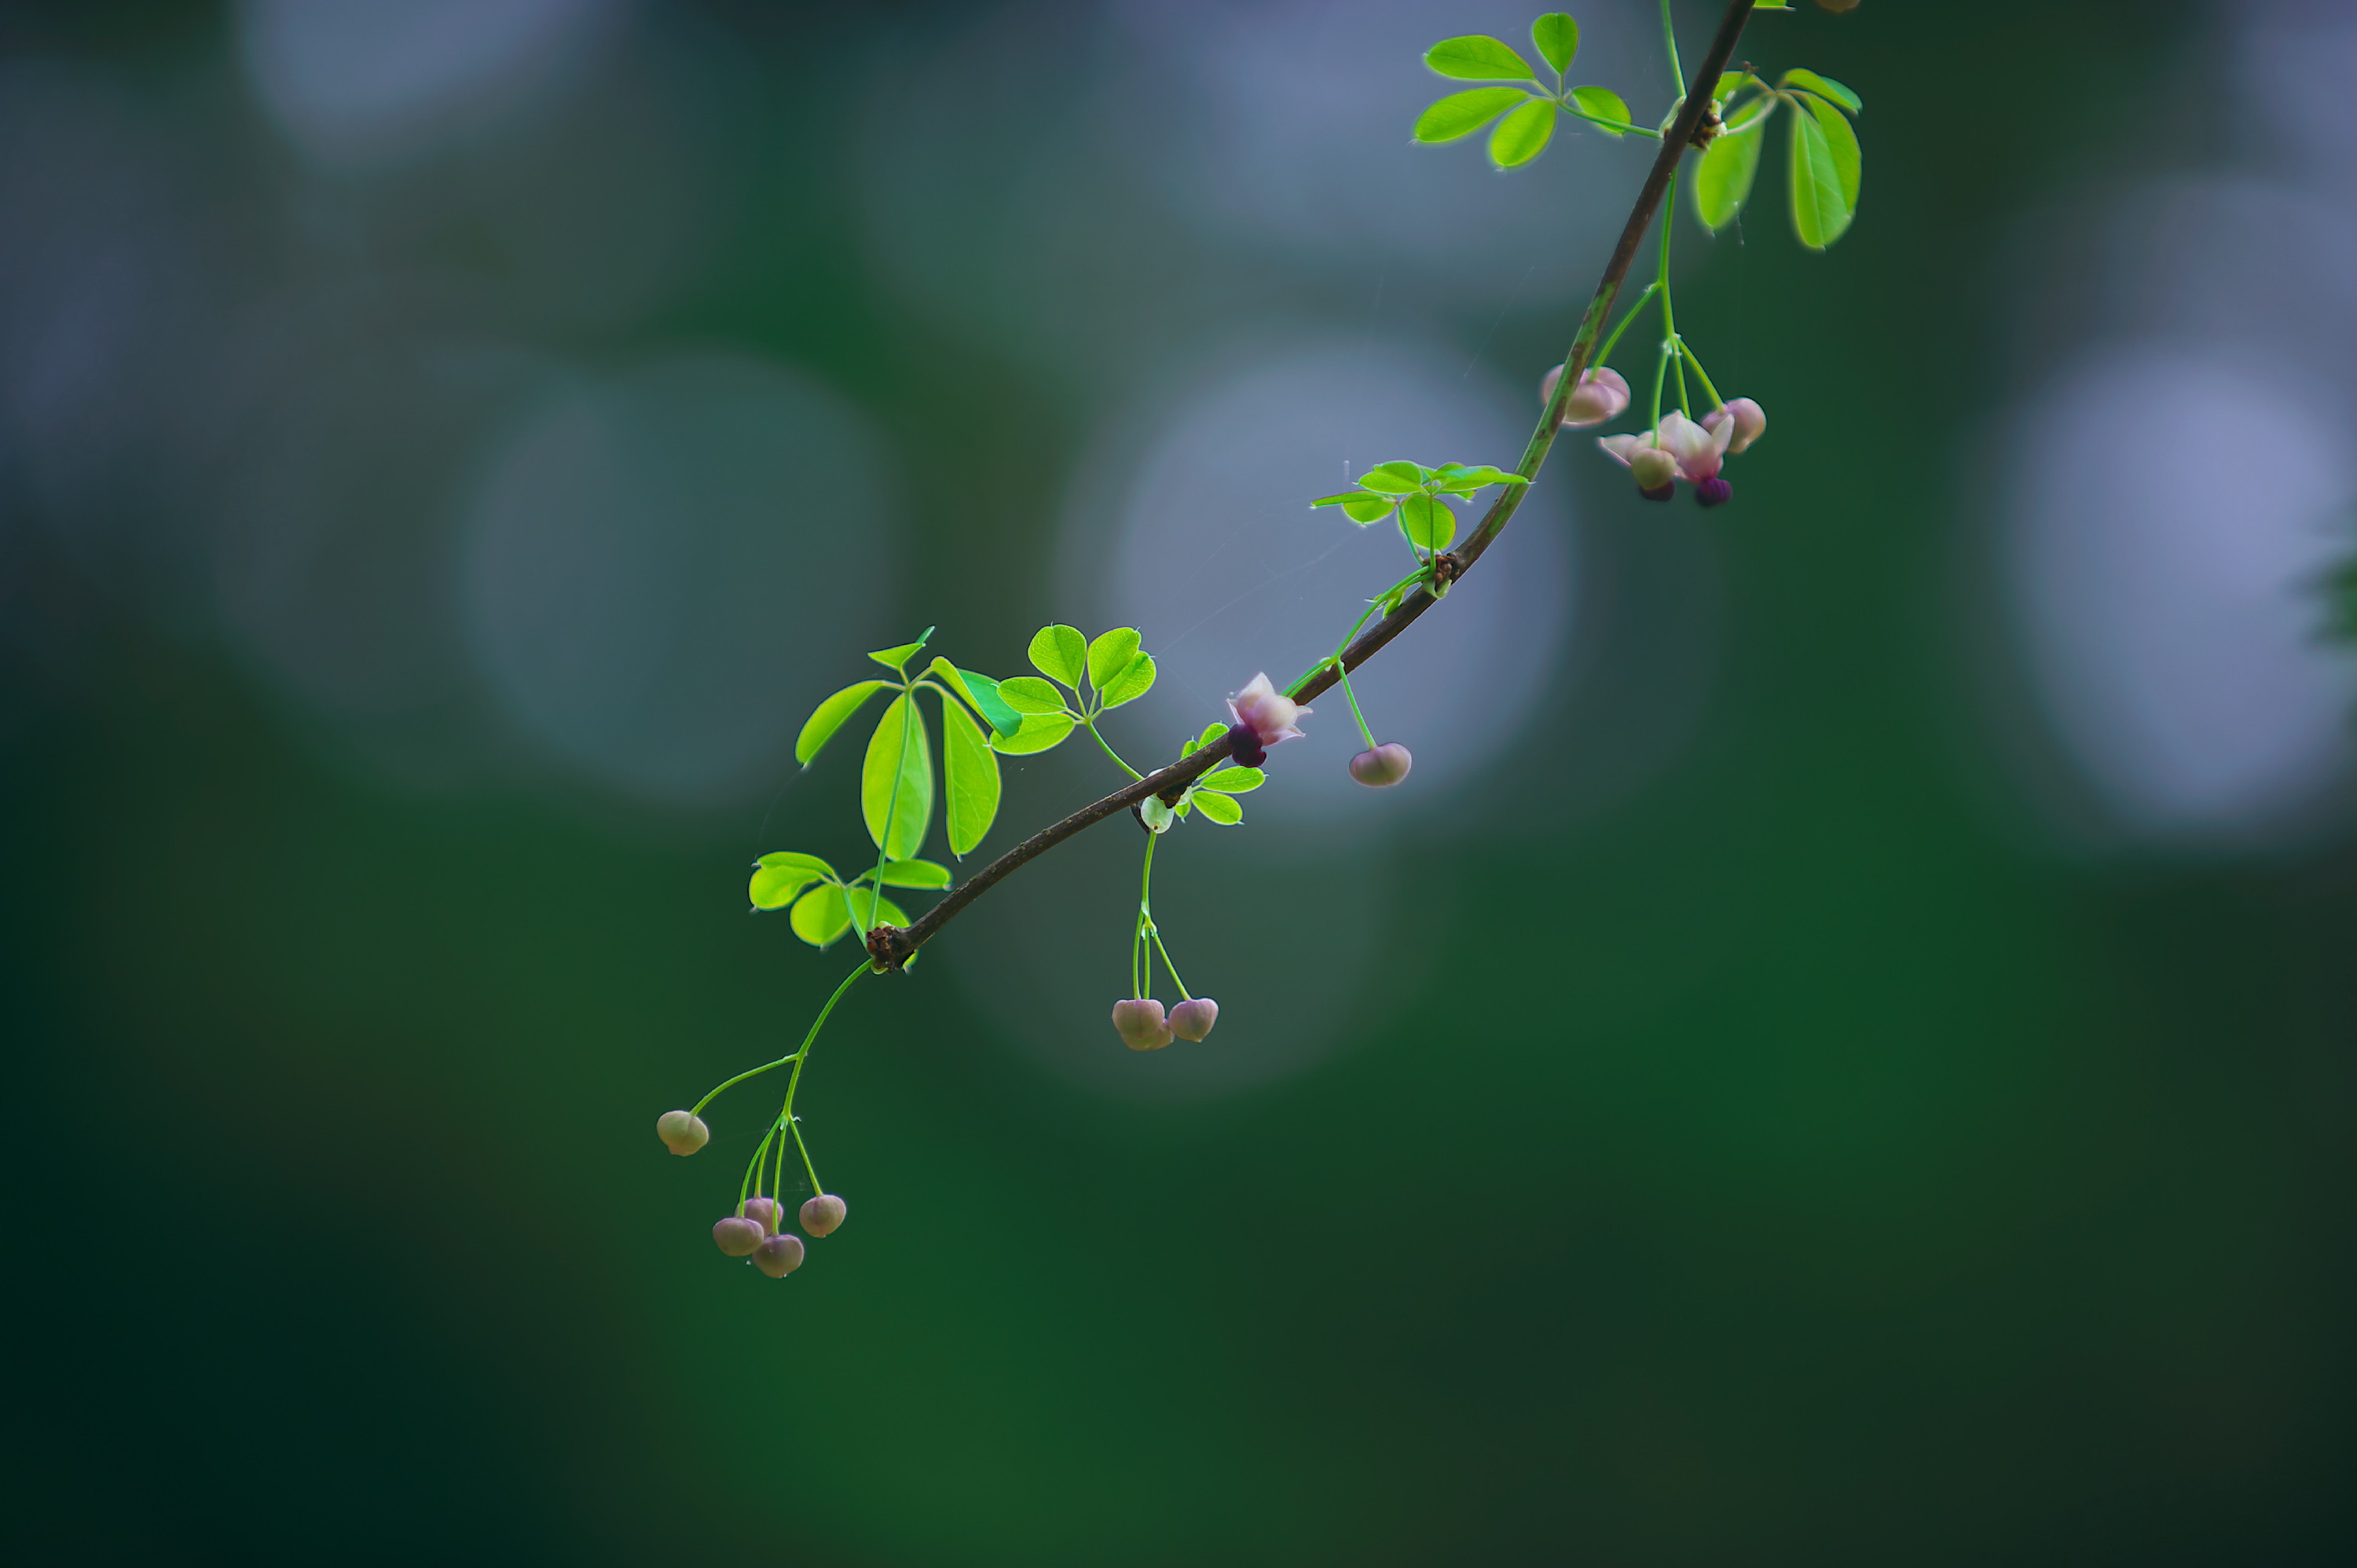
[867,0,1754,973]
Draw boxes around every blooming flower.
[1226,672,1309,768]
[1540,365,1633,428]
[1702,397,1765,454]
[1599,411,1736,501]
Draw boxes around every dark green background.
[8,2,2353,1563]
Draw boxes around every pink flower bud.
[1168,998,1219,1041]
[801,1194,847,1237]
[1701,397,1765,454]
[1541,365,1632,428]
[742,1196,781,1236]
[1112,998,1173,1051]
[1225,673,1309,769]
[656,1109,709,1156]
[713,1216,764,1258]
[1348,742,1413,787]
[1629,444,1679,500]
[753,1233,806,1278]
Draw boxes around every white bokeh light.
[461,354,902,806]
[2006,347,2356,839]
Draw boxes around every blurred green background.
[7,1,2355,1562]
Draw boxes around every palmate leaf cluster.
[1311,460,1529,554]
[1412,13,1638,169]
[1692,66,1862,247]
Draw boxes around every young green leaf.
[1197,722,1228,748]
[990,713,1076,755]
[1192,789,1244,826]
[928,658,1025,739]
[844,887,911,932]
[1714,70,1752,103]
[867,628,933,671]
[1086,627,1142,691]
[1358,461,1426,494]
[939,696,1000,857]
[1531,13,1579,75]
[1788,95,1857,249]
[1797,91,1861,207]
[1424,35,1534,81]
[874,858,952,889]
[1028,624,1088,688]
[1413,86,1532,144]
[1197,766,1263,793]
[1311,492,1369,507]
[1488,97,1555,168]
[1399,493,1457,551]
[1694,120,1765,231]
[750,854,834,910]
[861,693,933,861]
[794,680,888,767]
[790,882,851,947]
[1781,68,1861,115]
[995,676,1069,716]
[1098,650,1157,709]
[1343,496,1398,526]
[1568,85,1633,134]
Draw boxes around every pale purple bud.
[1541,365,1632,428]
[1348,742,1413,787]
[1112,998,1174,1052]
[1168,998,1219,1042]
[742,1196,782,1236]
[753,1233,806,1278]
[656,1109,709,1156]
[1701,397,1765,454]
[801,1194,847,1237]
[713,1216,764,1258]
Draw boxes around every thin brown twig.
[867,0,1754,972]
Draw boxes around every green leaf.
[1086,628,1142,691]
[1488,98,1555,168]
[1098,650,1157,709]
[991,713,1076,755]
[1197,722,1227,748]
[1424,35,1534,82]
[939,694,1000,857]
[1027,625,1087,688]
[1788,94,1857,249]
[1358,461,1425,494]
[1138,794,1175,834]
[1714,71,1752,103]
[844,887,910,932]
[926,658,1025,739]
[861,693,933,861]
[1781,68,1860,115]
[1310,492,1368,507]
[1531,13,1578,75]
[995,676,1068,716]
[875,858,951,889]
[1413,86,1531,144]
[1569,85,1633,134]
[750,852,835,910]
[1342,496,1398,526]
[1399,493,1457,551]
[1197,766,1263,793]
[1694,120,1764,232]
[1798,91,1861,207]
[795,680,888,767]
[1193,789,1244,826]
[867,627,933,671]
[790,882,851,947]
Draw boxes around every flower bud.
[1693,475,1732,507]
[1629,445,1679,500]
[656,1109,709,1156]
[801,1194,847,1237]
[742,1196,781,1235]
[753,1233,806,1278]
[1112,998,1173,1051]
[1348,742,1413,787]
[713,1216,764,1258]
[1702,397,1765,454]
[1168,998,1219,1042]
[1541,365,1632,428]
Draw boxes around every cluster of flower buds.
[1112,996,1219,1051]
[1596,399,1765,507]
[658,1110,849,1279]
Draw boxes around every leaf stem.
[1659,0,1684,94]
[1083,716,1145,781]
[856,679,918,941]
[1595,280,1661,368]
[767,958,868,1196]
[1679,339,1725,410]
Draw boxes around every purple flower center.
[1693,475,1732,507]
